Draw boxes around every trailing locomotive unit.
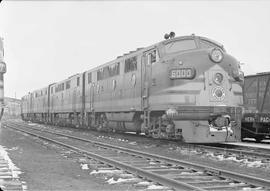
[242,72,270,142]
[21,34,243,143]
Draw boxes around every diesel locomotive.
[21,34,244,143]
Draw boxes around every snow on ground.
[128,141,137,145]
[146,184,169,190]
[78,158,87,163]
[0,145,26,190]
[80,164,89,170]
[97,135,129,143]
[136,181,152,186]
[180,171,203,175]
[90,169,123,175]
[27,123,36,126]
[0,145,22,178]
[175,146,270,169]
[21,181,28,191]
[206,152,270,168]
[135,181,173,190]
[246,161,264,168]
[242,187,263,190]
[117,138,128,142]
[90,168,151,187]
[229,182,245,186]
[7,147,18,151]
[107,177,140,184]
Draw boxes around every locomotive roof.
[31,86,48,93]
[245,72,270,78]
[85,34,224,73]
[23,34,226,98]
[161,35,223,48]
[51,73,82,87]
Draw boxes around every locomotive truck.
[21,34,244,143]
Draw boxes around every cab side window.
[147,50,159,64]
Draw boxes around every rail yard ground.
[1,118,270,190]
[0,120,137,191]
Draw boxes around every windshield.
[164,39,197,53]
[199,39,225,51]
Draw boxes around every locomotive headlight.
[212,86,225,101]
[213,73,223,85]
[209,48,223,63]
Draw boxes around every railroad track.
[194,143,270,159]
[6,120,270,160]
[3,121,270,191]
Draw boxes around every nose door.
[142,51,153,110]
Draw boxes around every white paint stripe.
[150,94,196,105]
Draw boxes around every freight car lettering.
[244,117,255,122]
[170,68,195,79]
[247,99,256,105]
[260,117,270,123]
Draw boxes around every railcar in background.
[242,72,270,142]
[21,34,244,143]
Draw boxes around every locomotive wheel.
[149,117,159,139]
[96,114,111,132]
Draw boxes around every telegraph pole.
[0,37,7,121]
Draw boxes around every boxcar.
[242,72,270,142]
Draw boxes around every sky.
[0,0,270,98]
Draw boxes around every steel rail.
[195,144,270,159]
[4,122,270,190]
[7,120,270,159]
[5,123,206,191]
